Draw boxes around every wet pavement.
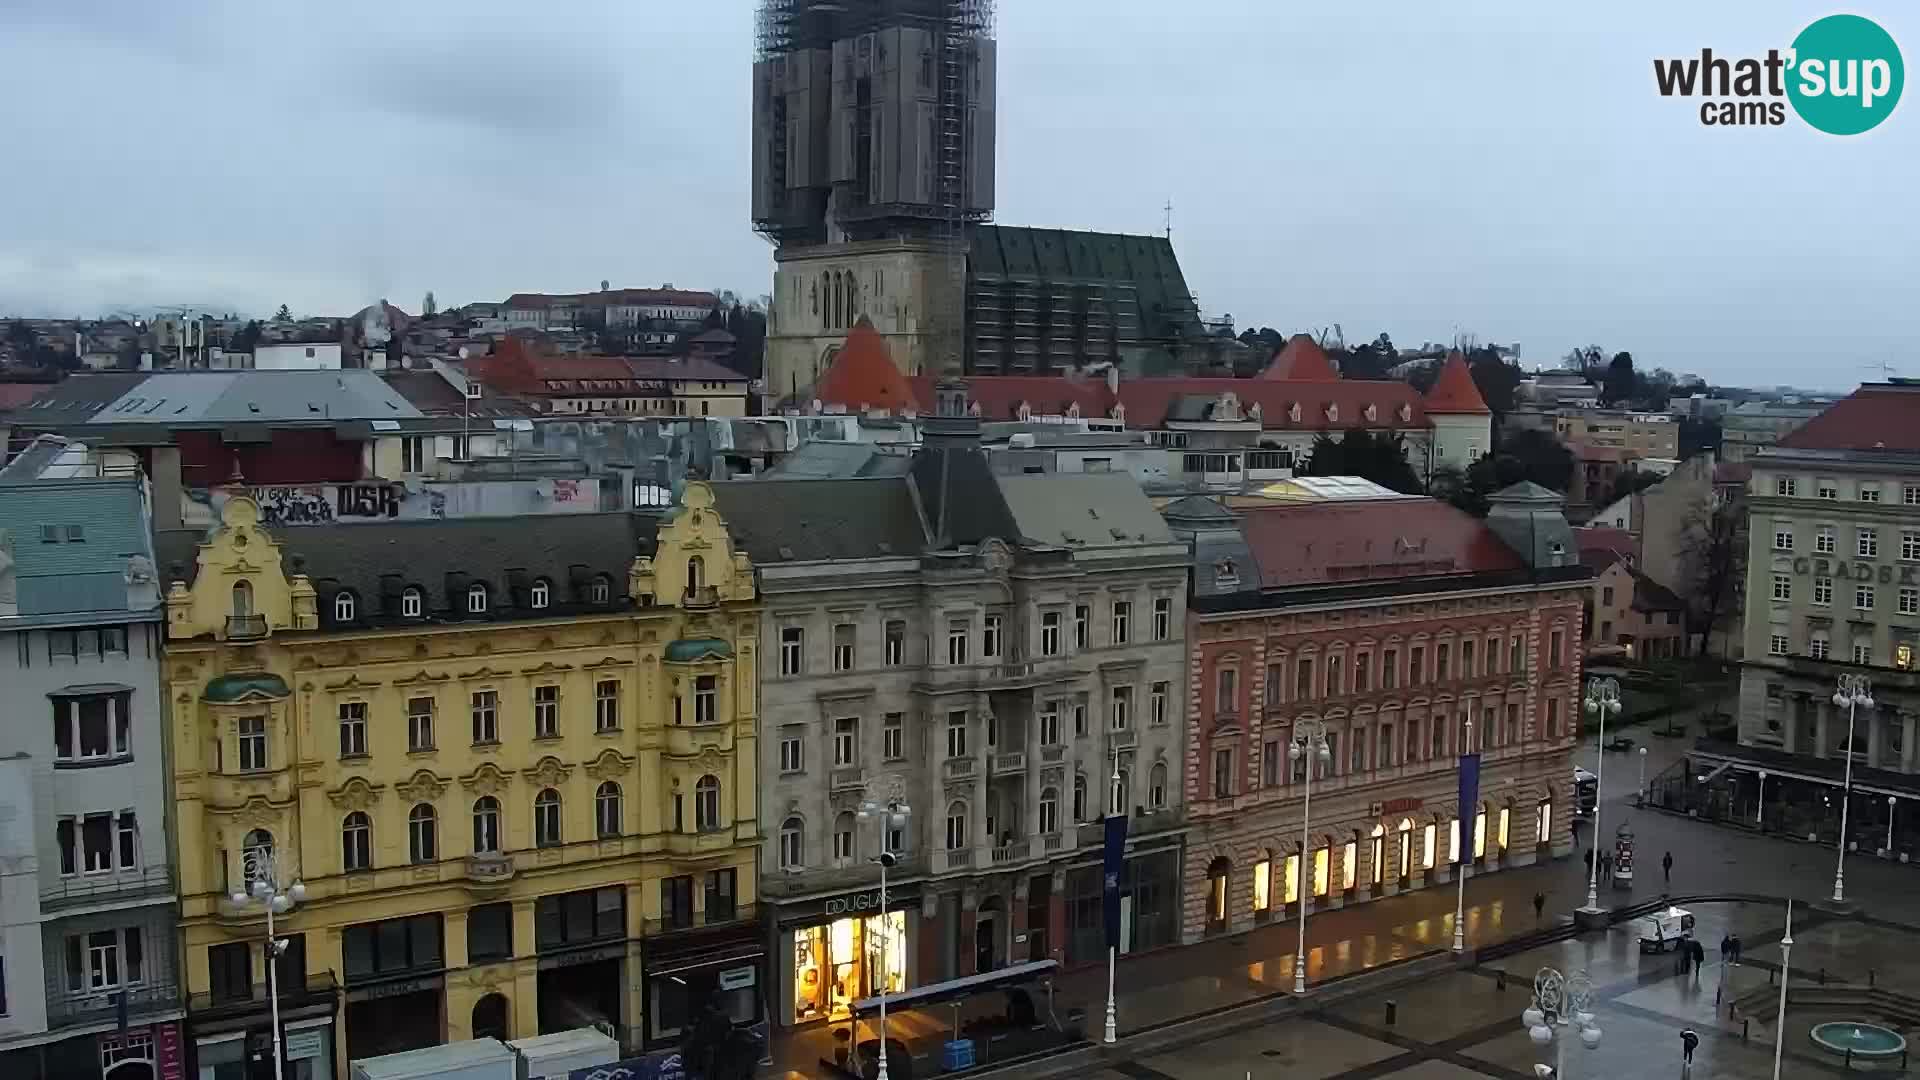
[763,718,1920,1078]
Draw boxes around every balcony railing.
[40,866,174,909]
[225,614,268,640]
[934,849,974,873]
[187,971,338,1019]
[465,852,515,887]
[644,903,757,936]
[830,767,866,792]
[761,858,924,898]
[47,982,181,1028]
[942,757,976,779]
[912,657,1088,694]
[990,840,1030,864]
[990,752,1027,776]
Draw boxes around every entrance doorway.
[538,955,623,1036]
[975,897,1002,974]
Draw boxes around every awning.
[849,959,1058,1018]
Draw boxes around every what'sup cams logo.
[1654,14,1903,133]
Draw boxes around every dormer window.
[333,591,356,623]
[1214,559,1239,586]
[467,584,489,614]
[530,581,550,610]
[401,588,423,618]
[591,577,611,604]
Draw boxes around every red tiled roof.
[1239,499,1525,589]
[1423,352,1491,415]
[1576,526,1634,571]
[0,381,56,410]
[909,374,1114,421]
[1257,334,1340,382]
[817,318,914,412]
[906,375,1426,431]
[1778,384,1920,452]
[469,338,745,397]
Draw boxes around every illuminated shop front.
[773,883,919,1027]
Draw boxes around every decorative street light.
[1773,900,1795,1080]
[1831,674,1874,904]
[1523,966,1600,1078]
[857,776,912,1080]
[1756,770,1768,827]
[1887,795,1898,857]
[1581,678,1621,912]
[1636,746,1648,805]
[1102,744,1122,1044]
[1290,718,1331,995]
[229,848,306,1080]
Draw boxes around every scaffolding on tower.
[933,0,994,375]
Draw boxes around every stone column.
[1816,699,1831,759]
[1904,712,1918,773]
[1869,708,1885,768]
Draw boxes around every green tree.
[1304,427,1424,494]
[273,304,293,322]
[1436,427,1577,516]
[1466,348,1522,415]
[6,319,35,355]
[1602,351,1636,405]
[232,320,263,353]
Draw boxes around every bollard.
[1386,1000,1398,1027]
[1820,967,1828,986]
[1870,969,1877,988]
[1497,971,1507,992]
[1769,967,1777,987]
[1742,1018,1750,1042]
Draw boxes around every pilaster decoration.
[921,893,940,918]
[582,656,632,670]
[324,672,382,692]
[1041,766,1065,787]
[457,665,507,681]
[522,755,572,788]
[584,748,636,781]
[520,660,573,676]
[1013,877,1030,902]
[396,769,449,803]
[327,777,387,811]
[460,762,514,797]
[943,780,974,801]
[697,745,728,773]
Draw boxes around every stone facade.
[1180,584,1585,942]
[765,241,957,402]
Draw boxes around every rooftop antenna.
[1163,199,1173,242]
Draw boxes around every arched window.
[686,556,704,593]
[1072,773,1087,822]
[591,575,612,604]
[695,775,721,831]
[1535,799,1553,848]
[1343,832,1360,891]
[472,993,510,1042]
[1148,762,1169,809]
[242,828,273,885]
[401,587,424,618]
[1039,786,1059,835]
[778,816,804,869]
[1474,803,1489,860]
[333,591,356,623]
[341,812,371,872]
[473,797,501,854]
[1421,817,1438,871]
[944,801,968,850]
[1498,801,1513,852]
[1314,838,1332,897]
[833,811,855,863]
[530,581,550,610]
[231,580,254,617]
[843,271,857,326]
[828,274,842,329]
[409,804,438,864]
[467,583,489,614]
[1369,823,1386,886]
[595,781,622,838]
[534,789,562,847]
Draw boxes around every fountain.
[1810,1021,1907,1061]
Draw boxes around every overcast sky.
[1,1,1914,389]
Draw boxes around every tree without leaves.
[1605,469,1664,507]
[1675,495,1744,657]
[1466,347,1522,416]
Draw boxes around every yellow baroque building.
[157,483,762,1078]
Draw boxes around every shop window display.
[791,909,905,1024]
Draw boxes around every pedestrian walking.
[1730,935,1743,965]
[1681,1027,1700,1068]
[1662,850,1674,885]
[1533,891,1546,921]
[1692,939,1706,982]
[1719,934,1732,964]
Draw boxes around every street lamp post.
[1831,674,1874,904]
[1290,719,1331,994]
[1523,966,1600,1078]
[1453,714,1473,955]
[229,849,306,1080]
[858,777,912,1080]
[1886,796,1898,857]
[1756,770,1767,827]
[1103,745,1121,1043]
[1636,746,1648,805]
[1773,900,1794,1080]
[1581,678,1621,912]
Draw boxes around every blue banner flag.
[1102,812,1129,948]
[1456,752,1481,865]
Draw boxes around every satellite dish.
[457,346,470,360]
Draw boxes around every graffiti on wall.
[185,479,597,528]
[251,483,400,526]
